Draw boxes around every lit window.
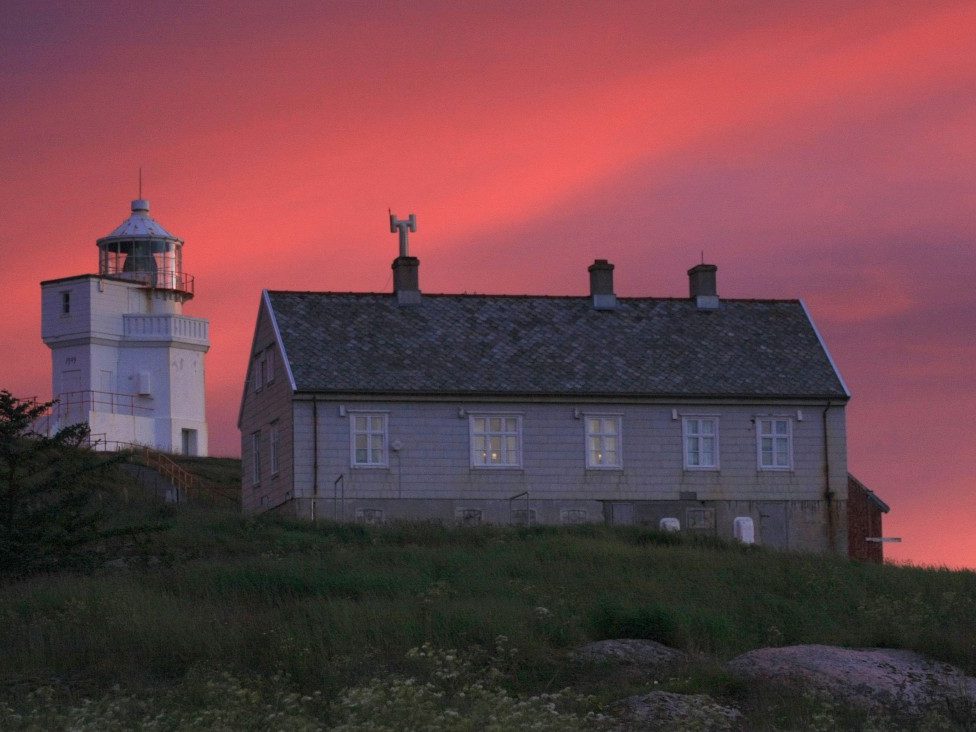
[585,416,622,468]
[683,417,719,469]
[757,418,792,469]
[270,425,280,476]
[350,413,388,467]
[251,431,261,485]
[470,415,521,467]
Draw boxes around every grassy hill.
[1,461,974,729]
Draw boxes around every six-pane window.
[586,416,621,468]
[351,413,388,467]
[250,431,261,485]
[470,415,521,467]
[758,418,792,469]
[683,417,718,469]
[270,425,280,475]
[331,410,794,473]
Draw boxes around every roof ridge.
[266,290,800,304]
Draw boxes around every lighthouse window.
[61,291,71,314]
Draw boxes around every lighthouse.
[40,199,210,455]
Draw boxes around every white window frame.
[584,414,622,469]
[349,412,389,468]
[270,424,280,476]
[250,431,261,486]
[757,417,793,470]
[469,414,522,468]
[682,416,720,470]
[252,358,263,392]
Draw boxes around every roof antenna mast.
[389,211,417,258]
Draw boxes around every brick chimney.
[688,263,718,309]
[392,256,421,305]
[588,259,617,310]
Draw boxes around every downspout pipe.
[822,400,835,552]
[312,397,318,521]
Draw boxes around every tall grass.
[1,504,975,727]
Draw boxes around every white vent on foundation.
[356,508,384,525]
[560,508,588,525]
[659,517,680,532]
[733,516,755,544]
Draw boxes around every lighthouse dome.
[97,199,183,243]
[96,199,193,298]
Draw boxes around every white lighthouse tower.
[40,198,210,455]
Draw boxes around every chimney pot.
[393,256,421,305]
[588,259,616,310]
[688,263,718,309]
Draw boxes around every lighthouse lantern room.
[40,199,210,455]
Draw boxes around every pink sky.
[2,1,974,568]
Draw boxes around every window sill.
[469,465,524,471]
[585,465,623,471]
[683,467,721,473]
[351,464,389,470]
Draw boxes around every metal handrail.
[95,440,237,505]
[98,265,194,295]
[110,441,196,502]
[334,474,345,522]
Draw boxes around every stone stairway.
[119,447,239,506]
[120,462,183,503]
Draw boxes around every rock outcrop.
[728,644,976,717]
[574,638,687,673]
[609,691,743,730]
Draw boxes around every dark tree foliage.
[0,390,139,578]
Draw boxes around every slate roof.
[267,292,848,400]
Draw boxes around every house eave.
[290,389,849,404]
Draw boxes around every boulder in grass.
[609,691,743,730]
[728,644,976,718]
[575,639,687,673]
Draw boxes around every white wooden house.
[239,232,852,552]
